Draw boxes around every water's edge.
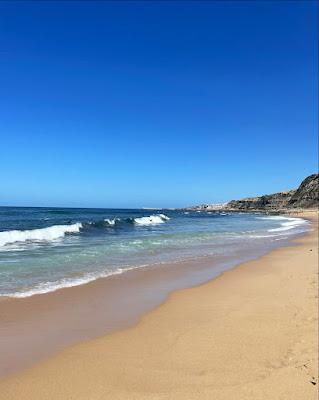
[0,209,309,298]
[0,220,312,379]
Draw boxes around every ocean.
[0,207,310,298]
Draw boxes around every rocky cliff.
[225,174,318,211]
[225,190,295,211]
[287,174,319,208]
[187,174,318,212]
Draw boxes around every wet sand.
[0,212,317,399]
[0,245,276,377]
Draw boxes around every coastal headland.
[187,174,318,213]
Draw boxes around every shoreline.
[1,210,310,300]
[0,211,317,399]
[0,215,312,378]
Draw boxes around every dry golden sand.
[0,212,318,400]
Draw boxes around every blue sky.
[0,1,317,208]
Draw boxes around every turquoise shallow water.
[0,207,310,297]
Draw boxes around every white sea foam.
[158,214,170,220]
[259,216,308,233]
[2,271,114,298]
[0,223,82,247]
[2,265,145,298]
[247,234,280,238]
[257,216,291,221]
[268,218,307,232]
[134,214,170,226]
[104,218,120,226]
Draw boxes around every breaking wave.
[0,223,82,247]
[0,214,171,247]
[86,214,170,228]
[133,214,170,225]
[257,216,308,233]
[268,217,308,232]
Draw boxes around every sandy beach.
[1,0,317,397]
[0,211,317,400]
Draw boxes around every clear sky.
[0,1,317,208]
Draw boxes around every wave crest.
[268,217,307,232]
[0,223,82,247]
[133,214,170,226]
[0,214,171,248]
[257,216,308,233]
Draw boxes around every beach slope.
[0,213,318,400]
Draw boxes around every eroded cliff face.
[187,174,318,212]
[287,174,319,208]
[225,190,295,211]
[225,174,318,211]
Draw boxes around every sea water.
[0,207,309,298]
